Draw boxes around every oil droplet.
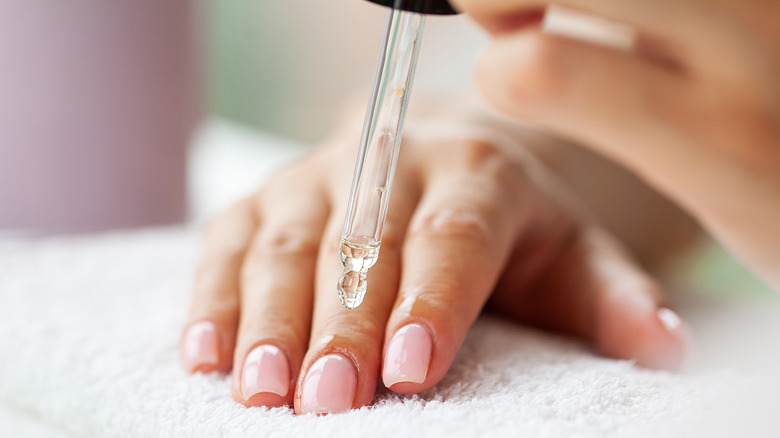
[337,237,380,309]
[338,269,365,310]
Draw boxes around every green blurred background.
[204,0,486,143]
[204,0,391,143]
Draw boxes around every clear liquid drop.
[337,238,380,309]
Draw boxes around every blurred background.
[0,0,484,235]
[206,0,484,143]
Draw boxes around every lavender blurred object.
[0,0,201,234]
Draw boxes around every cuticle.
[396,318,435,341]
[313,346,361,375]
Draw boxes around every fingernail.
[383,323,432,387]
[300,354,357,415]
[542,5,636,51]
[241,345,290,399]
[657,307,682,333]
[656,307,692,370]
[182,321,219,372]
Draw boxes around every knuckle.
[409,207,494,246]
[435,139,527,194]
[201,206,255,264]
[377,221,404,254]
[458,140,509,173]
[246,227,321,264]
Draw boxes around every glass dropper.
[337,9,425,309]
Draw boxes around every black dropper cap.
[365,0,458,15]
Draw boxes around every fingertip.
[383,295,467,395]
[632,307,691,372]
[182,320,228,373]
[297,353,358,415]
[382,323,433,391]
[238,344,293,407]
[648,307,693,371]
[599,305,692,372]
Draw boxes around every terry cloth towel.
[1,228,780,438]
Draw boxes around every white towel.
[3,120,780,436]
[1,227,780,437]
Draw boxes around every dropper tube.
[337,9,425,309]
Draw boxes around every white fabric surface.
[2,120,780,437]
[1,228,779,437]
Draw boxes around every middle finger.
[294,155,421,415]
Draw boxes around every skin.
[451,0,780,290]
[182,109,690,414]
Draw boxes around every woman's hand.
[450,0,780,290]
[180,116,689,415]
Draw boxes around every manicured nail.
[241,345,290,399]
[656,307,692,370]
[300,354,357,415]
[382,323,432,387]
[182,321,219,372]
[657,308,682,333]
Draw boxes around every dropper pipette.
[337,1,457,309]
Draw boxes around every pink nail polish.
[182,321,219,372]
[241,345,290,399]
[657,308,682,333]
[656,307,692,370]
[383,323,432,387]
[300,354,357,415]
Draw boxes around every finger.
[294,173,419,415]
[182,200,257,373]
[452,0,691,37]
[492,227,691,371]
[381,140,533,393]
[231,164,329,408]
[476,28,699,182]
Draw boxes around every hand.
[180,115,689,415]
[451,0,780,290]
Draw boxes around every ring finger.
[232,163,329,407]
